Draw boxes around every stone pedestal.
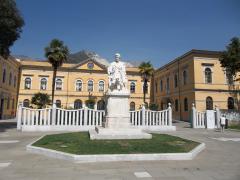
[89,90,152,140]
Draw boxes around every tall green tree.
[138,61,154,105]
[45,39,69,105]
[0,0,24,58]
[220,37,240,81]
[31,93,51,109]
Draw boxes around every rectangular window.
[175,99,178,112]
[174,74,178,88]
[55,79,63,90]
[160,80,163,92]
[166,77,170,94]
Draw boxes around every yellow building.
[18,58,150,111]
[0,56,20,119]
[153,50,240,121]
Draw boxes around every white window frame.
[40,77,48,90]
[75,79,83,91]
[130,81,136,93]
[24,77,32,89]
[98,80,105,92]
[55,78,63,91]
[87,79,94,92]
[203,66,213,84]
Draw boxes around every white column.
[191,103,196,128]
[17,102,23,130]
[168,103,172,126]
[84,106,88,126]
[141,105,146,126]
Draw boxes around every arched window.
[184,98,188,111]
[130,82,136,93]
[205,68,212,84]
[174,74,178,88]
[24,77,31,89]
[160,80,163,92]
[206,96,213,110]
[55,79,62,90]
[183,70,187,85]
[14,76,17,88]
[86,100,95,109]
[2,69,6,83]
[87,80,94,92]
[74,99,82,109]
[55,100,61,108]
[76,80,83,91]
[97,100,105,110]
[23,99,30,107]
[9,72,12,85]
[130,102,135,111]
[40,78,47,90]
[228,97,234,110]
[98,80,105,92]
[175,99,178,112]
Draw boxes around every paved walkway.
[0,121,240,180]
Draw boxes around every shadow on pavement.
[0,120,17,132]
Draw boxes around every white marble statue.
[108,53,128,91]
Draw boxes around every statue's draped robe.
[108,61,127,91]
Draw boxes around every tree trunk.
[143,78,147,105]
[52,67,57,105]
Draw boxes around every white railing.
[130,103,175,131]
[17,103,176,132]
[191,103,220,129]
[17,103,105,131]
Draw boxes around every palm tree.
[138,61,154,106]
[45,39,69,105]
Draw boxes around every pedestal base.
[89,126,152,140]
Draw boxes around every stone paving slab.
[0,121,240,180]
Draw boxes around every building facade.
[153,50,240,121]
[18,58,150,111]
[0,56,20,119]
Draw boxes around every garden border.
[26,136,205,163]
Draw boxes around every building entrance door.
[0,99,4,120]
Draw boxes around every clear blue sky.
[12,0,240,67]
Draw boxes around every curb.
[26,137,205,163]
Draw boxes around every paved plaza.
[0,120,240,180]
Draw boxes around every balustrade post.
[191,103,196,128]
[168,103,172,126]
[141,105,146,126]
[17,102,23,130]
[215,105,221,128]
[84,105,88,126]
[51,103,57,125]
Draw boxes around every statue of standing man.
[108,53,128,92]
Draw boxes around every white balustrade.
[129,104,175,131]
[17,102,173,132]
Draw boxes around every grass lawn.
[229,124,240,130]
[33,132,199,155]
